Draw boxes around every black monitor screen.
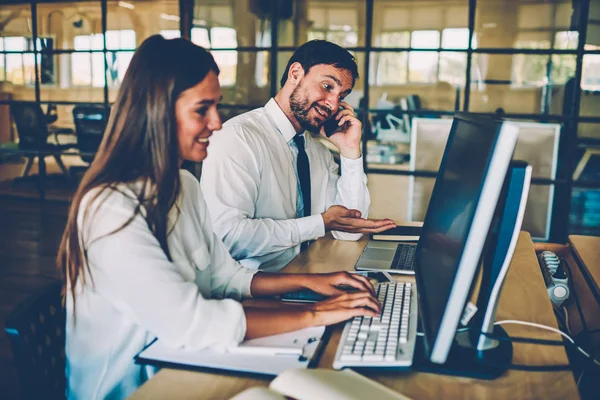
[415,116,501,350]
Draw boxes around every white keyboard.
[333,281,418,369]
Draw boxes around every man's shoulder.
[210,107,278,156]
[221,107,271,136]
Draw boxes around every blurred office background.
[0,0,599,241]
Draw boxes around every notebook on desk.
[135,326,325,377]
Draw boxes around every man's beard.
[289,84,330,135]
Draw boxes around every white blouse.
[65,170,257,400]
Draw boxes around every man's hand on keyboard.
[307,291,382,326]
[305,271,376,297]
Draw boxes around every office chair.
[72,105,109,165]
[5,280,66,400]
[398,94,423,133]
[45,103,58,125]
[10,102,75,178]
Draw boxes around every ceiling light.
[160,13,180,22]
[118,1,135,9]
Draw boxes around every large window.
[512,30,578,87]
[369,28,471,86]
[307,7,359,47]
[0,0,598,241]
[192,26,237,86]
[1,37,37,86]
[72,30,135,87]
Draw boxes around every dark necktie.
[293,134,311,251]
[293,134,311,217]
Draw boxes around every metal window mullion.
[269,1,279,99]
[363,0,374,170]
[463,0,476,111]
[101,0,109,109]
[179,0,192,40]
[551,0,590,242]
[31,1,40,102]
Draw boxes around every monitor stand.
[413,161,531,379]
[412,325,512,379]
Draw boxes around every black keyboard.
[391,244,416,271]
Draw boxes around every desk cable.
[416,320,600,372]
[490,320,600,371]
[494,319,599,367]
[545,254,600,385]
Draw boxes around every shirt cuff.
[295,214,325,242]
[340,155,365,176]
[240,268,259,299]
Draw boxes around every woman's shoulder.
[81,183,139,211]
[179,169,199,187]
[78,183,144,228]
[178,169,209,212]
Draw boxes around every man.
[201,40,395,271]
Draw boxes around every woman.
[57,35,380,400]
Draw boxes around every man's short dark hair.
[280,40,359,88]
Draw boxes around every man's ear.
[288,62,305,85]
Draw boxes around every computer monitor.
[412,159,531,379]
[408,118,560,241]
[474,161,532,351]
[413,113,518,365]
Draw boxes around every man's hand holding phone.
[320,101,362,160]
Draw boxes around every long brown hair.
[57,35,219,308]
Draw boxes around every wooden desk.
[130,232,578,400]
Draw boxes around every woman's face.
[175,70,223,163]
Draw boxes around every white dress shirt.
[66,170,257,400]
[201,98,370,271]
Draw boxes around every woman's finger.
[352,306,378,318]
[350,273,376,295]
[344,294,379,311]
[337,273,375,296]
[346,295,381,313]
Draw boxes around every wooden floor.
[0,197,68,400]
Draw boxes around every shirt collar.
[264,98,301,143]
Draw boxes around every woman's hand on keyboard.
[305,271,376,297]
[307,292,382,326]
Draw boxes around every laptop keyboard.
[391,244,417,271]
[333,282,417,369]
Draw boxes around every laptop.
[354,240,419,274]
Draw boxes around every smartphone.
[354,270,394,283]
[280,289,327,303]
[322,107,347,137]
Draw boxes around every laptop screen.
[415,115,503,352]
